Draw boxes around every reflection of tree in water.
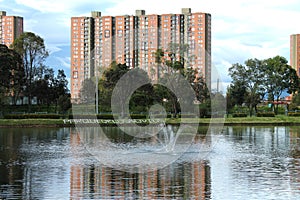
[0,129,24,199]
[0,128,68,199]
[289,127,300,158]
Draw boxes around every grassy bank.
[0,119,66,127]
[167,115,300,126]
[0,115,300,127]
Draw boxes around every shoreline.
[0,116,300,127]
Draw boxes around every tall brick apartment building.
[290,34,300,77]
[0,11,23,47]
[71,8,211,102]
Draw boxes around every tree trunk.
[249,104,253,117]
[28,94,32,112]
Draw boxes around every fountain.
[154,125,181,153]
[76,124,200,173]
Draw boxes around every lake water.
[0,126,300,200]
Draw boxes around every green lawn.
[0,115,299,127]
[0,119,65,127]
[167,115,300,125]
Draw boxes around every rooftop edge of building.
[0,11,6,16]
[84,8,210,18]
[0,11,23,18]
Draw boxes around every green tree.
[11,32,49,111]
[31,66,54,105]
[0,44,24,105]
[29,67,69,112]
[153,48,164,79]
[158,45,189,117]
[262,56,299,113]
[79,78,96,104]
[226,81,247,111]
[57,94,71,114]
[55,70,69,94]
[228,59,264,116]
[97,62,130,114]
[0,86,8,111]
[31,79,50,105]
[127,69,154,113]
[164,43,188,75]
[290,93,300,111]
[158,74,182,117]
[153,84,175,114]
[153,45,209,117]
[185,67,210,103]
[53,69,69,110]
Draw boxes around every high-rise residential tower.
[71,8,211,103]
[290,34,300,76]
[0,11,23,47]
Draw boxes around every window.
[73,71,78,79]
[105,30,110,38]
[117,30,123,37]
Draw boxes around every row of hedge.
[4,114,63,119]
[69,113,198,119]
[288,112,300,117]
[256,112,275,117]
[4,114,116,119]
[232,113,247,117]
[8,112,298,119]
[3,113,198,119]
[232,112,276,117]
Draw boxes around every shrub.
[256,112,275,117]
[199,104,210,118]
[97,114,114,119]
[4,114,61,119]
[151,114,172,118]
[130,114,147,119]
[178,114,197,118]
[288,112,300,117]
[68,114,114,119]
[232,113,247,117]
[230,106,249,114]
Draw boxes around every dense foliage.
[227,56,300,116]
[79,48,212,117]
[0,32,70,114]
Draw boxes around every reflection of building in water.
[288,127,300,191]
[70,130,82,199]
[69,127,211,199]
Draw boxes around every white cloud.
[56,57,71,69]
[47,45,62,55]
[14,0,117,14]
[105,0,300,59]
[15,0,79,13]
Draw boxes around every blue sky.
[1,0,300,91]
